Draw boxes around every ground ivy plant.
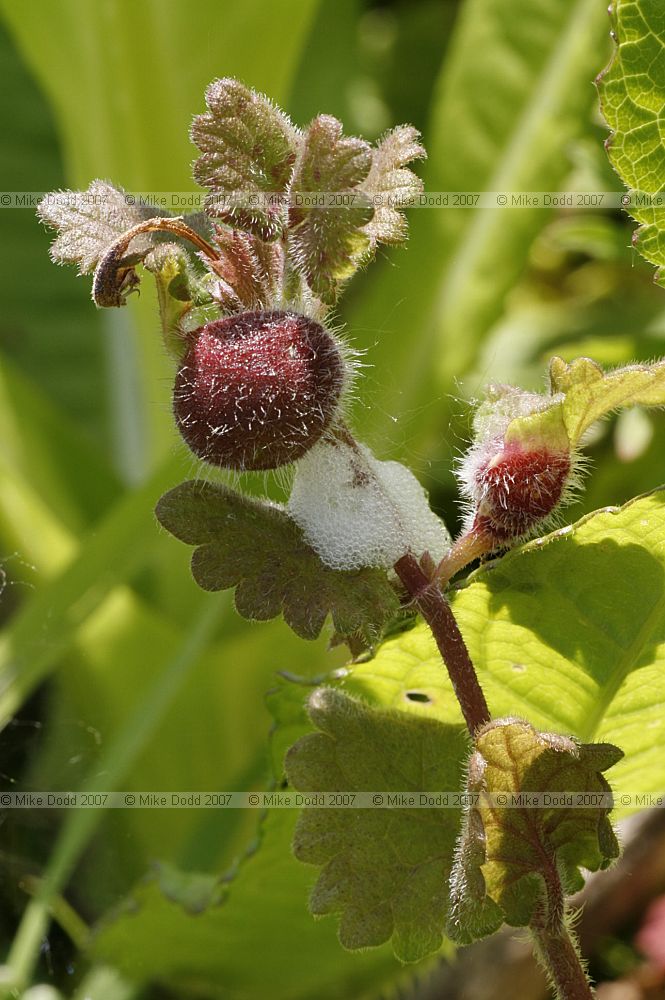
[37,7,665,994]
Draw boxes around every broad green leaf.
[340,490,665,815]
[0,2,318,193]
[190,78,299,241]
[286,0,363,130]
[286,687,467,963]
[550,355,665,444]
[90,678,408,999]
[0,454,190,729]
[156,480,400,644]
[448,719,621,943]
[1,595,226,995]
[25,569,341,911]
[0,21,106,437]
[425,0,607,384]
[70,967,134,1000]
[598,0,665,278]
[0,358,121,536]
[288,115,373,302]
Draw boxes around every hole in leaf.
[405,691,432,704]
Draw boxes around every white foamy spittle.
[288,438,451,570]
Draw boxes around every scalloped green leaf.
[90,677,408,1000]
[288,115,374,302]
[190,78,299,241]
[155,481,400,645]
[285,687,467,963]
[551,355,665,444]
[598,0,665,278]
[448,719,621,944]
[340,490,665,817]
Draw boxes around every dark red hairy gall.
[473,445,571,542]
[173,310,346,471]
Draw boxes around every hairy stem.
[394,553,490,734]
[529,845,594,999]
[436,526,494,586]
[531,924,594,1000]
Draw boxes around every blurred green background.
[1,1,664,997]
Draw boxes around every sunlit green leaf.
[504,355,665,451]
[598,0,665,279]
[341,490,665,814]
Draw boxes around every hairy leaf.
[550,355,665,444]
[92,809,402,1000]
[288,115,374,302]
[155,481,400,644]
[598,0,665,279]
[191,78,299,241]
[361,125,426,248]
[90,675,404,1000]
[503,355,665,452]
[448,718,621,943]
[37,180,158,274]
[286,687,467,963]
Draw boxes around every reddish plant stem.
[394,553,490,735]
[397,554,593,994]
[531,925,594,1000]
[530,862,594,1000]
[435,526,494,586]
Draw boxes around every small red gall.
[472,445,572,542]
[173,309,346,471]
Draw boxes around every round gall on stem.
[173,309,346,471]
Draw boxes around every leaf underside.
[37,180,159,274]
[448,718,621,943]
